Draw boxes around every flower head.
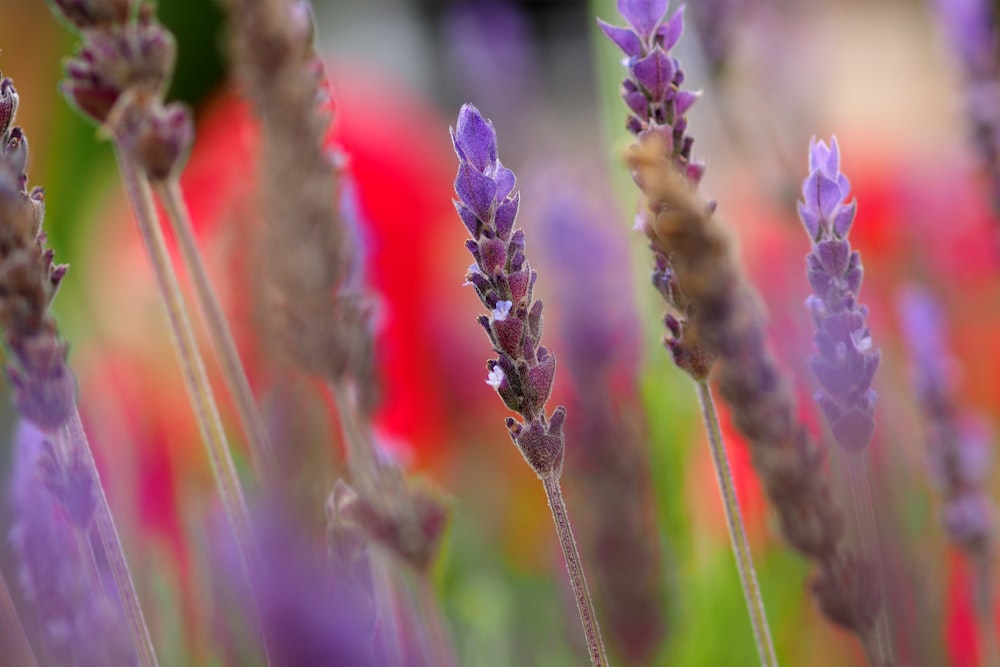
[451,104,565,477]
[797,136,879,453]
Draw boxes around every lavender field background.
[0,0,997,665]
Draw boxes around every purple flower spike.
[450,104,566,478]
[617,0,670,42]
[797,137,878,454]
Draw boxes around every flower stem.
[696,380,779,667]
[414,574,459,667]
[154,180,276,477]
[63,404,159,667]
[846,454,895,667]
[0,566,38,667]
[540,471,609,667]
[113,147,271,665]
[972,550,1000,667]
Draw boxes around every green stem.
[696,380,779,667]
[113,148,271,665]
[846,454,895,667]
[154,180,276,478]
[414,575,459,667]
[540,471,609,667]
[0,566,38,667]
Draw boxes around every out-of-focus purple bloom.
[452,103,565,478]
[937,0,999,82]
[898,287,995,551]
[535,181,667,664]
[8,421,134,667]
[690,0,748,75]
[215,501,378,667]
[797,136,880,453]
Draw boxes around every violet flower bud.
[61,16,176,125]
[50,0,134,30]
[797,136,880,453]
[111,96,194,180]
[451,103,566,477]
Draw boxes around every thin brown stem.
[540,471,609,667]
[113,147,271,665]
[0,566,38,667]
[972,551,1000,667]
[696,380,778,667]
[154,179,276,477]
[846,454,895,667]
[63,405,159,667]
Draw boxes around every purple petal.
[808,136,830,174]
[831,407,876,453]
[632,47,675,101]
[656,6,685,49]
[494,316,524,356]
[493,162,516,200]
[454,104,497,171]
[674,88,700,115]
[527,351,556,406]
[623,84,650,117]
[597,18,644,58]
[479,236,508,275]
[803,171,844,224]
[508,268,531,305]
[494,192,519,240]
[455,162,497,222]
[816,238,850,277]
[617,0,670,41]
[832,199,857,238]
[453,200,480,237]
[798,200,820,239]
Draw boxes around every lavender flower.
[600,2,720,382]
[452,105,609,666]
[898,288,994,551]
[599,0,703,177]
[798,136,880,453]
[452,103,564,477]
[9,421,134,667]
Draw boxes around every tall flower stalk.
[0,72,158,666]
[451,103,608,667]
[797,136,894,665]
[47,0,271,660]
[899,288,999,667]
[220,1,454,663]
[598,3,776,663]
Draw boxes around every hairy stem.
[696,380,779,667]
[63,405,159,667]
[846,454,895,666]
[155,179,276,477]
[113,148,270,664]
[540,471,609,667]
[0,566,38,667]
[972,550,1000,667]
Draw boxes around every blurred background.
[1,0,999,665]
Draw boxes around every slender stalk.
[972,550,1000,667]
[113,148,271,664]
[154,180,276,477]
[539,471,609,667]
[370,549,405,666]
[0,566,38,667]
[63,405,159,667]
[696,380,779,667]
[414,575,459,667]
[329,382,381,496]
[846,454,895,666]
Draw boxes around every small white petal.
[493,300,513,321]
[486,365,505,389]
